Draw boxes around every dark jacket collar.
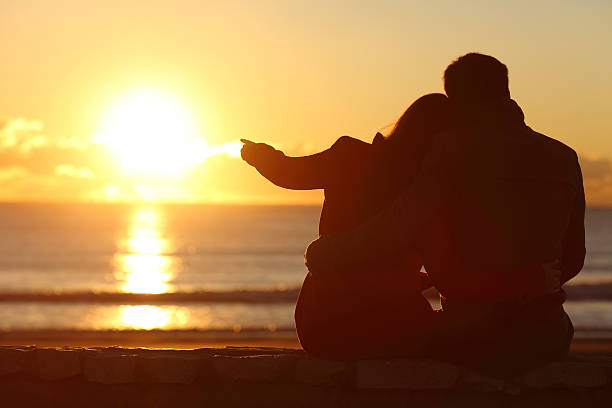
[451,99,525,127]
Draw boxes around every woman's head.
[362,93,452,211]
[385,93,451,160]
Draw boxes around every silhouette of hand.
[305,235,337,276]
[240,139,282,167]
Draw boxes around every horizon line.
[0,200,609,210]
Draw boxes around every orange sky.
[0,1,610,205]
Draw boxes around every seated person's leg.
[295,259,434,359]
[430,303,573,377]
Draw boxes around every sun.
[97,88,206,176]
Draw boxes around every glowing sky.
[0,0,610,205]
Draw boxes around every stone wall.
[0,346,611,407]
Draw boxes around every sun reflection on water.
[120,254,172,294]
[120,305,171,330]
[114,207,178,294]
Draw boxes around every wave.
[0,282,610,304]
[112,248,307,257]
[0,327,298,335]
[0,288,301,304]
[425,285,612,301]
[581,265,612,272]
[564,283,612,300]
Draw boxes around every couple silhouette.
[241,53,585,377]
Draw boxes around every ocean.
[0,204,609,334]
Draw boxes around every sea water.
[0,203,609,332]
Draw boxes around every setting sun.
[96,88,207,176]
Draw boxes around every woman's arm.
[241,138,357,190]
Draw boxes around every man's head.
[444,53,510,105]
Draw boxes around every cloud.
[54,164,95,179]
[57,138,91,151]
[0,118,47,154]
[579,155,612,207]
[0,116,607,206]
[0,117,114,201]
[0,166,28,181]
[185,153,322,204]
[580,155,612,180]
[0,116,255,202]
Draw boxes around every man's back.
[423,101,585,302]
[303,53,584,373]
[414,101,585,375]
[302,99,585,375]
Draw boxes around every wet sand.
[0,329,302,349]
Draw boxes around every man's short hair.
[444,53,510,103]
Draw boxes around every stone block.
[522,362,608,389]
[460,369,521,395]
[356,359,458,390]
[36,349,81,381]
[294,358,348,385]
[83,353,136,384]
[137,355,200,384]
[212,354,298,382]
[0,348,31,376]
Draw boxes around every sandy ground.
[0,330,302,350]
[1,329,611,353]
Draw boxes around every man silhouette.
[305,53,585,376]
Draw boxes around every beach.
[2,329,612,353]
[0,203,610,351]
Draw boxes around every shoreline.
[0,329,301,349]
[1,329,611,352]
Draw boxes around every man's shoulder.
[429,125,582,188]
[433,125,578,164]
[526,127,578,161]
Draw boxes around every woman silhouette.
[241,93,451,358]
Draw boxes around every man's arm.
[305,149,444,277]
[560,154,586,285]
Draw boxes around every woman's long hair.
[363,93,451,212]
